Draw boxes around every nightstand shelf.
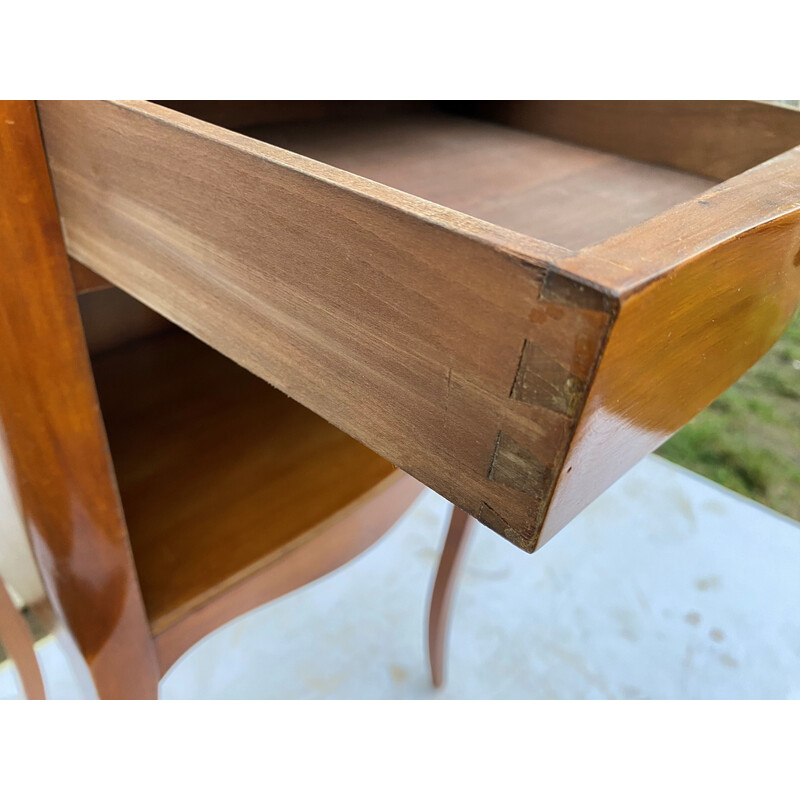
[91,328,397,636]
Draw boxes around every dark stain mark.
[510,340,586,417]
[709,628,725,643]
[695,575,721,592]
[684,611,701,627]
[389,664,409,684]
[793,247,800,267]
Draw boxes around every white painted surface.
[3,456,800,699]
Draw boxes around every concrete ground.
[2,456,799,699]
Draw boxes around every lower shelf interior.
[247,110,715,250]
[90,325,396,634]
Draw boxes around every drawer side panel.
[38,100,614,551]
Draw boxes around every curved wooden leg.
[0,577,45,699]
[428,505,472,689]
[0,101,160,699]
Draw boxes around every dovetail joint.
[510,340,585,417]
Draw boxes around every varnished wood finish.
[0,576,45,699]
[428,506,472,689]
[458,100,800,181]
[91,329,398,634]
[36,100,800,553]
[0,101,159,697]
[251,111,714,250]
[156,470,423,673]
[542,146,800,546]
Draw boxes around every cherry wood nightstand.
[1,100,798,698]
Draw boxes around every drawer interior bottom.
[247,110,716,250]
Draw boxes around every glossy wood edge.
[0,574,45,699]
[155,471,424,675]
[457,100,800,181]
[540,145,800,546]
[0,100,160,698]
[38,100,618,553]
[562,144,800,293]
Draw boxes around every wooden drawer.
[36,101,800,552]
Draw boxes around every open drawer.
[37,101,800,552]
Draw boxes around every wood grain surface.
[250,111,713,250]
[91,329,398,634]
[0,100,159,697]
[38,100,610,551]
[542,146,800,546]
[154,469,422,673]
[456,100,800,181]
[36,100,800,552]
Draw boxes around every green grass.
[657,312,800,521]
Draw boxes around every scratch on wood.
[487,431,553,497]
[477,502,539,552]
[510,340,585,417]
[476,502,517,539]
